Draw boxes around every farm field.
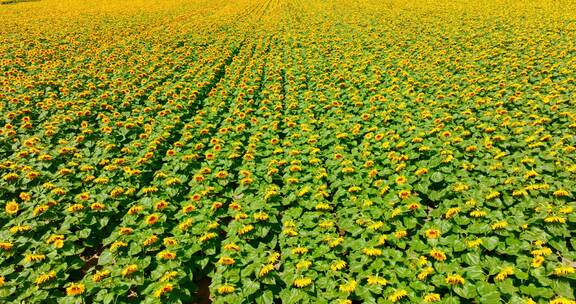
[1,0,576,303]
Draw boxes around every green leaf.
[279,289,304,304]
[454,282,477,299]
[98,251,114,265]
[242,279,260,297]
[462,253,481,266]
[431,172,444,183]
[497,280,518,295]
[257,290,274,304]
[520,284,554,298]
[551,279,574,298]
[443,296,461,304]
[478,291,501,304]
[78,228,91,239]
[482,236,499,251]
[465,266,486,280]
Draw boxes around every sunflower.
[388,289,408,302]
[66,283,85,296]
[430,249,447,261]
[339,280,357,293]
[293,277,312,288]
[217,284,235,294]
[445,274,465,285]
[5,201,19,215]
[424,293,441,302]
[146,214,160,225]
[121,264,138,277]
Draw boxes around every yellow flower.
[91,202,105,211]
[67,204,84,213]
[544,216,566,224]
[532,256,545,267]
[291,247,308,255]
[524,170,538,179]
[466,239,483,248]
[46,234,64,244]
[415,168,428,175]
[296,260,312,270]
[53,239,64,249]
[24,254,46,263]
[110,241,128,251]
[453,183,469,192]
[222,243,240,252]
[268,252,281,263]
[163,238,178,246]
[146,214,160,225]
[254,211,269,221]
[119,227,133,235]
[470,210,487,218]
[485,191,500,200]
[238,224,254,235]
[549,297,576,304]
[417,256,428,267]
[143,235,158,246]
[158,250,176,260]
[362,247,382,257]
[553,189,570,197]
[153,283,173,298]
[10,225,32,234]
[66,283,85,296]
[127,205,143,215]
[33,205,49,216]
[339,280,357,293]
[217,284,235,294]
[495,266,514,281]
[445,274,465,285]
[258,264,275,277]
[491,221,508,230]
[293,277,312,288]
[121,264,138,277]
[35,271,56,285]
[430,249,447,261]
[199,232,217,242]
[0,242,14,251]
[366,275,388,286]
[218,256,235,265]
[5,201,19,215]
[445,207,460,218]
[394,230,408,238]
[391,208,402,217]
[2,172,19,182]
[418,267,434,280]
[425,229,440,239]
[92,270,110,282]
[388,289,408,302]
[315,203,332,210]
[553,266,575,276]
[331,260,347,271]
[531,247,553,256]
[424,293,441,302]
[398,190,411,199]
[19,192,31,201]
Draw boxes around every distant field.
[0,0,575,303]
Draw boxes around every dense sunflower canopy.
[0,0,575,303]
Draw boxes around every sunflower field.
[1,0,575,303]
